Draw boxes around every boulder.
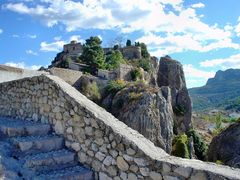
[111,83,174,153]
[208,122,240,168]
[157,56,192,134]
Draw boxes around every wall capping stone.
[0,74,239,180]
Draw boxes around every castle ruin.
[63,40,142,60]
[63,40,83,57]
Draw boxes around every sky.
[0,0,240,88]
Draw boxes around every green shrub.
[215,113,222,130]
[57,57,72,68]
[172,134,190,159]
[186,129,208,160]
[139,58,152,72]
[173,105,186,116]
[105,50,126,70]
[81,82,101,103]
[106,80,127,94]
[128,92,143,101]
[131,68,143,81]
[216,160,223,165]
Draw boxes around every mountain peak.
[206,68,240,86]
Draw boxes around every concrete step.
[35,166,94,180]
[11,135,64,157]
[0,118,51,138]
[22,149,76,173]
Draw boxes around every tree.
[81,36,105,70]
[139,58,152,72]
[186,129,208,160]
[57,57,72,68]
[135,42,140,46]
[215,113,222,130]
[85,36,102,46]
[126,39,132,46]
[172,134,190,159]
[113,44,119,50]
[140,43,150,58]
[105,50,126,70]
[131,68,143,81]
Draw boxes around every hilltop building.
[63,40,83,57]
[63,40,142,60]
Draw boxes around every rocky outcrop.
[208,122,240,168]
[157,56,192,134]
[111,84,174,153]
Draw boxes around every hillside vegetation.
[189,69,240,111]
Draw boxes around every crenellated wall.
[0,75,239,180]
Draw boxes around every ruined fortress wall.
[121,46,142,60]
[117,64,134,81]
[49,67,82,85]
[63,42,83,55]
[0,65,48,83]
[0,75,239,180]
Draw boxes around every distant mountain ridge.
[189,69,240,111]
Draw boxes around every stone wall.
[0,65,48,83]
[117,64,134,81]
[0,75,239,180]
[49,67,82,86]
[121,46,142,60]
[97,69,117,80]
[103,46,142,60]
[63,40,83,56]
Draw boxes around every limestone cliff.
[157,56,192,134]
[78,56,192,153]
[208,122,240,168]
[110,84,174,153]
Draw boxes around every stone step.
[0,118,51,138]
[35,166,94,180]
[22,149,76,173]
[11,135,64,157]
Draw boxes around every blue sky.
[0,0,240,88]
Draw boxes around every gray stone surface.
[0,64,48,83]
[208,122,240,168]
[111,84,174,153]
[0,117,93,179]
[49,67,83,86]
[0,75,240,180]
[157,56,192,134]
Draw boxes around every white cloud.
[54,36,62,41]
[200,53,240,69]
[1,0,204,33]
[224,24,234,31]
[0,29,3,34]
[191,3,205,8]
[40,40,65,52]
[3,0,238,55]
[137,32,239,56]
[12,34,37,38]
[235,17,240,37]
[4,62,41,70]
[183,64,215,79]
[26,50,38,55]
[97,35,103,41]
[40,35,85,52]
[183,64,215,88]
[27,34,37,39]
[12,34,20,38]
[69,35,84,43]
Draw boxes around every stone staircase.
[0,117,94,180]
